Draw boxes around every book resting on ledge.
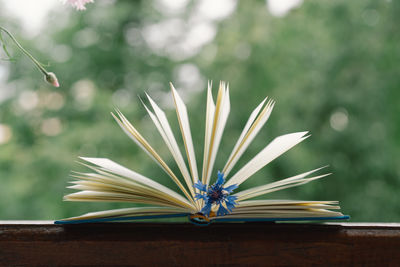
[55,81,349,225]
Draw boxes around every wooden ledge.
[1,221,399,266]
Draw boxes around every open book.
[56,82,348,225]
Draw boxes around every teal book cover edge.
[54,214,350,225]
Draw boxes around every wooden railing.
[0,221,399,266]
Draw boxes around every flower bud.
[45,72,60,87]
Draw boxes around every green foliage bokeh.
[0,0,399,221]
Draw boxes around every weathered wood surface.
[0,221,400,266]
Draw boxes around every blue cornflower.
[194,171,238,217]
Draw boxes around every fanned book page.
[56,82,349,225]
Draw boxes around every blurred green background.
[0,0,399,221]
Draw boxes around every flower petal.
[216,171,225,186]
[224,184,238,193]
[194,181,207,192]
[195,193,206,201]
[225,196,237,211]
[201,202,212,216]
[217,204,229,216]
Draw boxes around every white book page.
[68,174,181,205]
[112,111,194,204]
[213,210,344,219]
[222,98,267,175]
[203,82,230,185]
[170,84,199,186]
[225,131,310,187]
[212,200,344,219]
[236,199,339,206]
[223,98,275,177]
[65,190,183,207]
[234,167,330,201]
[142,94,194,198]
[201,82,215,184]
[232,205,340,211]
[77,157,196,211]
[62,206,189,221]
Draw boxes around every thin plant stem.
[0,26,48,76]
